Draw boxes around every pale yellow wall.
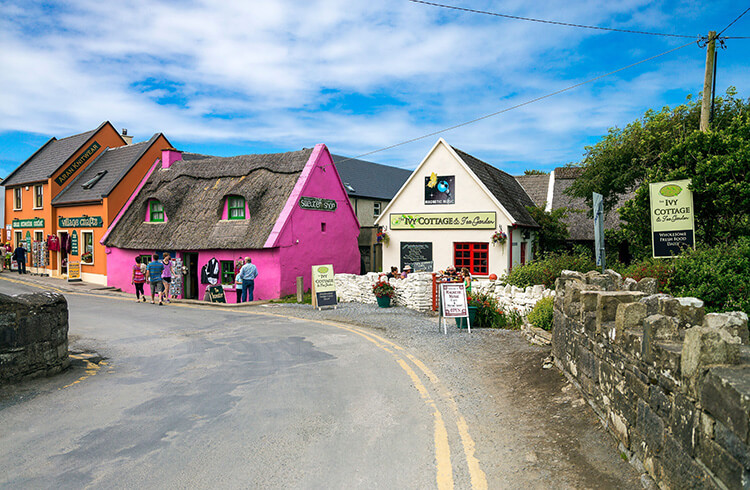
[349,197,385,228]
[376,140,517,276]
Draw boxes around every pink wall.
[106,246,279,302]
[272,144,360,296]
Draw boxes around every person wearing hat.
[401,265,412,278]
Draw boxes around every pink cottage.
[101,144,360,302]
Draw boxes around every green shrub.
[618,258,674,291]
[527,296,554,331]
[505,251,595,288]
[664,238,750,315]
[468,292,523,329]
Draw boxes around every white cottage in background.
[375,139,539,277]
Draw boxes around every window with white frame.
[14,188,22,210]
[34,185,43,209]
[81,231,94,264]
[373,202,381,219]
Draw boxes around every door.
[183,253,199,299]
[59,231,69,274]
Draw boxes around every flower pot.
[455,306,478,328]
[376,295,392,308]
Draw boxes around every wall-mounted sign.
[68,261,82,282]
[12,218,45,228]
[54,141,101,186]
[649,179,695,258]
[390,212,496,230]
[299,196,337,212]
[58,216,104,228]
[400,242,433,272]
[312,264,337,309]
[425,174,455,205]
[70,230,79,256]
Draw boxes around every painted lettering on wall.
[54,141,101,186]
[58,216,104,228]
[390,212,496,230]
[12,218,45,228]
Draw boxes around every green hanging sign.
[71,230,79,256]
[25,231,31,251]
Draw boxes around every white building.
[375,139,538,277]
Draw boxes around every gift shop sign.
[12,218,44,228]
[299,196,337,212]
[58,216,104,228]
[390,212,496,230]
[649,179,695,258]
[55,141,101,186]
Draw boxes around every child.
[461,268,472,294]
[235,267,243,303]
[132,256,146,302]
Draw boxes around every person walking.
[162,253,173,303]
[132,256,147,302]
[12,244,27,275]
[146,253,165,305]
[238,257,258,302]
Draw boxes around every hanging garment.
[47,235,60,252]
[205,257,220,285]
[60,234,69,253]
[201,265,208,284]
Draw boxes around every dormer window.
[149,200,165,222]
[228,196,246,220]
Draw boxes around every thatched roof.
[3,122,113,186]
[452,147,539,228]
[551,167,633,241]
[103,148,314,250]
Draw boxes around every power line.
[717,6,750,36]
[329,40,697,166]
[407,0,699,39]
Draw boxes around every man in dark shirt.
[12,245,27,274]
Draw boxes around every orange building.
[3,122,171,284]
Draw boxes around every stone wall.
[334,272,553,314]
[0,292,70,384]
[552,270,750,489]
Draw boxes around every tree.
[523,169,548,175]
[526,206,570,256]
[567,88,750,259]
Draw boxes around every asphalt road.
[0,277,473,489]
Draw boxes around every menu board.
[400,242,433,272]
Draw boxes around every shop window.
[220,260,235,285]
[14,188,22,210]
[227,196,246,220]
[373,202,381,219]
[81,231,94,264]
[454,242,489,275]
[139,254,152,267]
[34,185,43,209]
[149,200,165,222]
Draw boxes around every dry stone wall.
[334,273,552,313]
[552,270,750,489]
[0,292,70,384]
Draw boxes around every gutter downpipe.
[508,225,514,273]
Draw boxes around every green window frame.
[150,200,165,222]
[220,260,235,285]
[228,196,245,220]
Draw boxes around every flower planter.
[376,295,392,308]
[455,306,478,328]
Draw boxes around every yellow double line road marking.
[0,279,487,488]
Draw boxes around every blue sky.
[0,1,747,177]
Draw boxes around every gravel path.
[261,301,642,489]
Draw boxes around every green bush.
[505,251,595,288]
[618,258,674,291]
[468,292,523,329]
[664,238,750,315]
[527,296,554,331]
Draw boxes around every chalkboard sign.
[206,285,226,303]
[400,242,433,272]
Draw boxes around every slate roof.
[331,155,411,200]
[103,148,314,250]
[451,147,539,228]
[3,122,111,186]
[550,167,633,241]
[52,134,167,206]
[514,174,550,208]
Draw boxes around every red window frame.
[453,242,489,275]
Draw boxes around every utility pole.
[699,31,717,132]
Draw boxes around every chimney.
[162,148,183,169]
[121,128,133,145]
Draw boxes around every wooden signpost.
[311,264,337,310]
